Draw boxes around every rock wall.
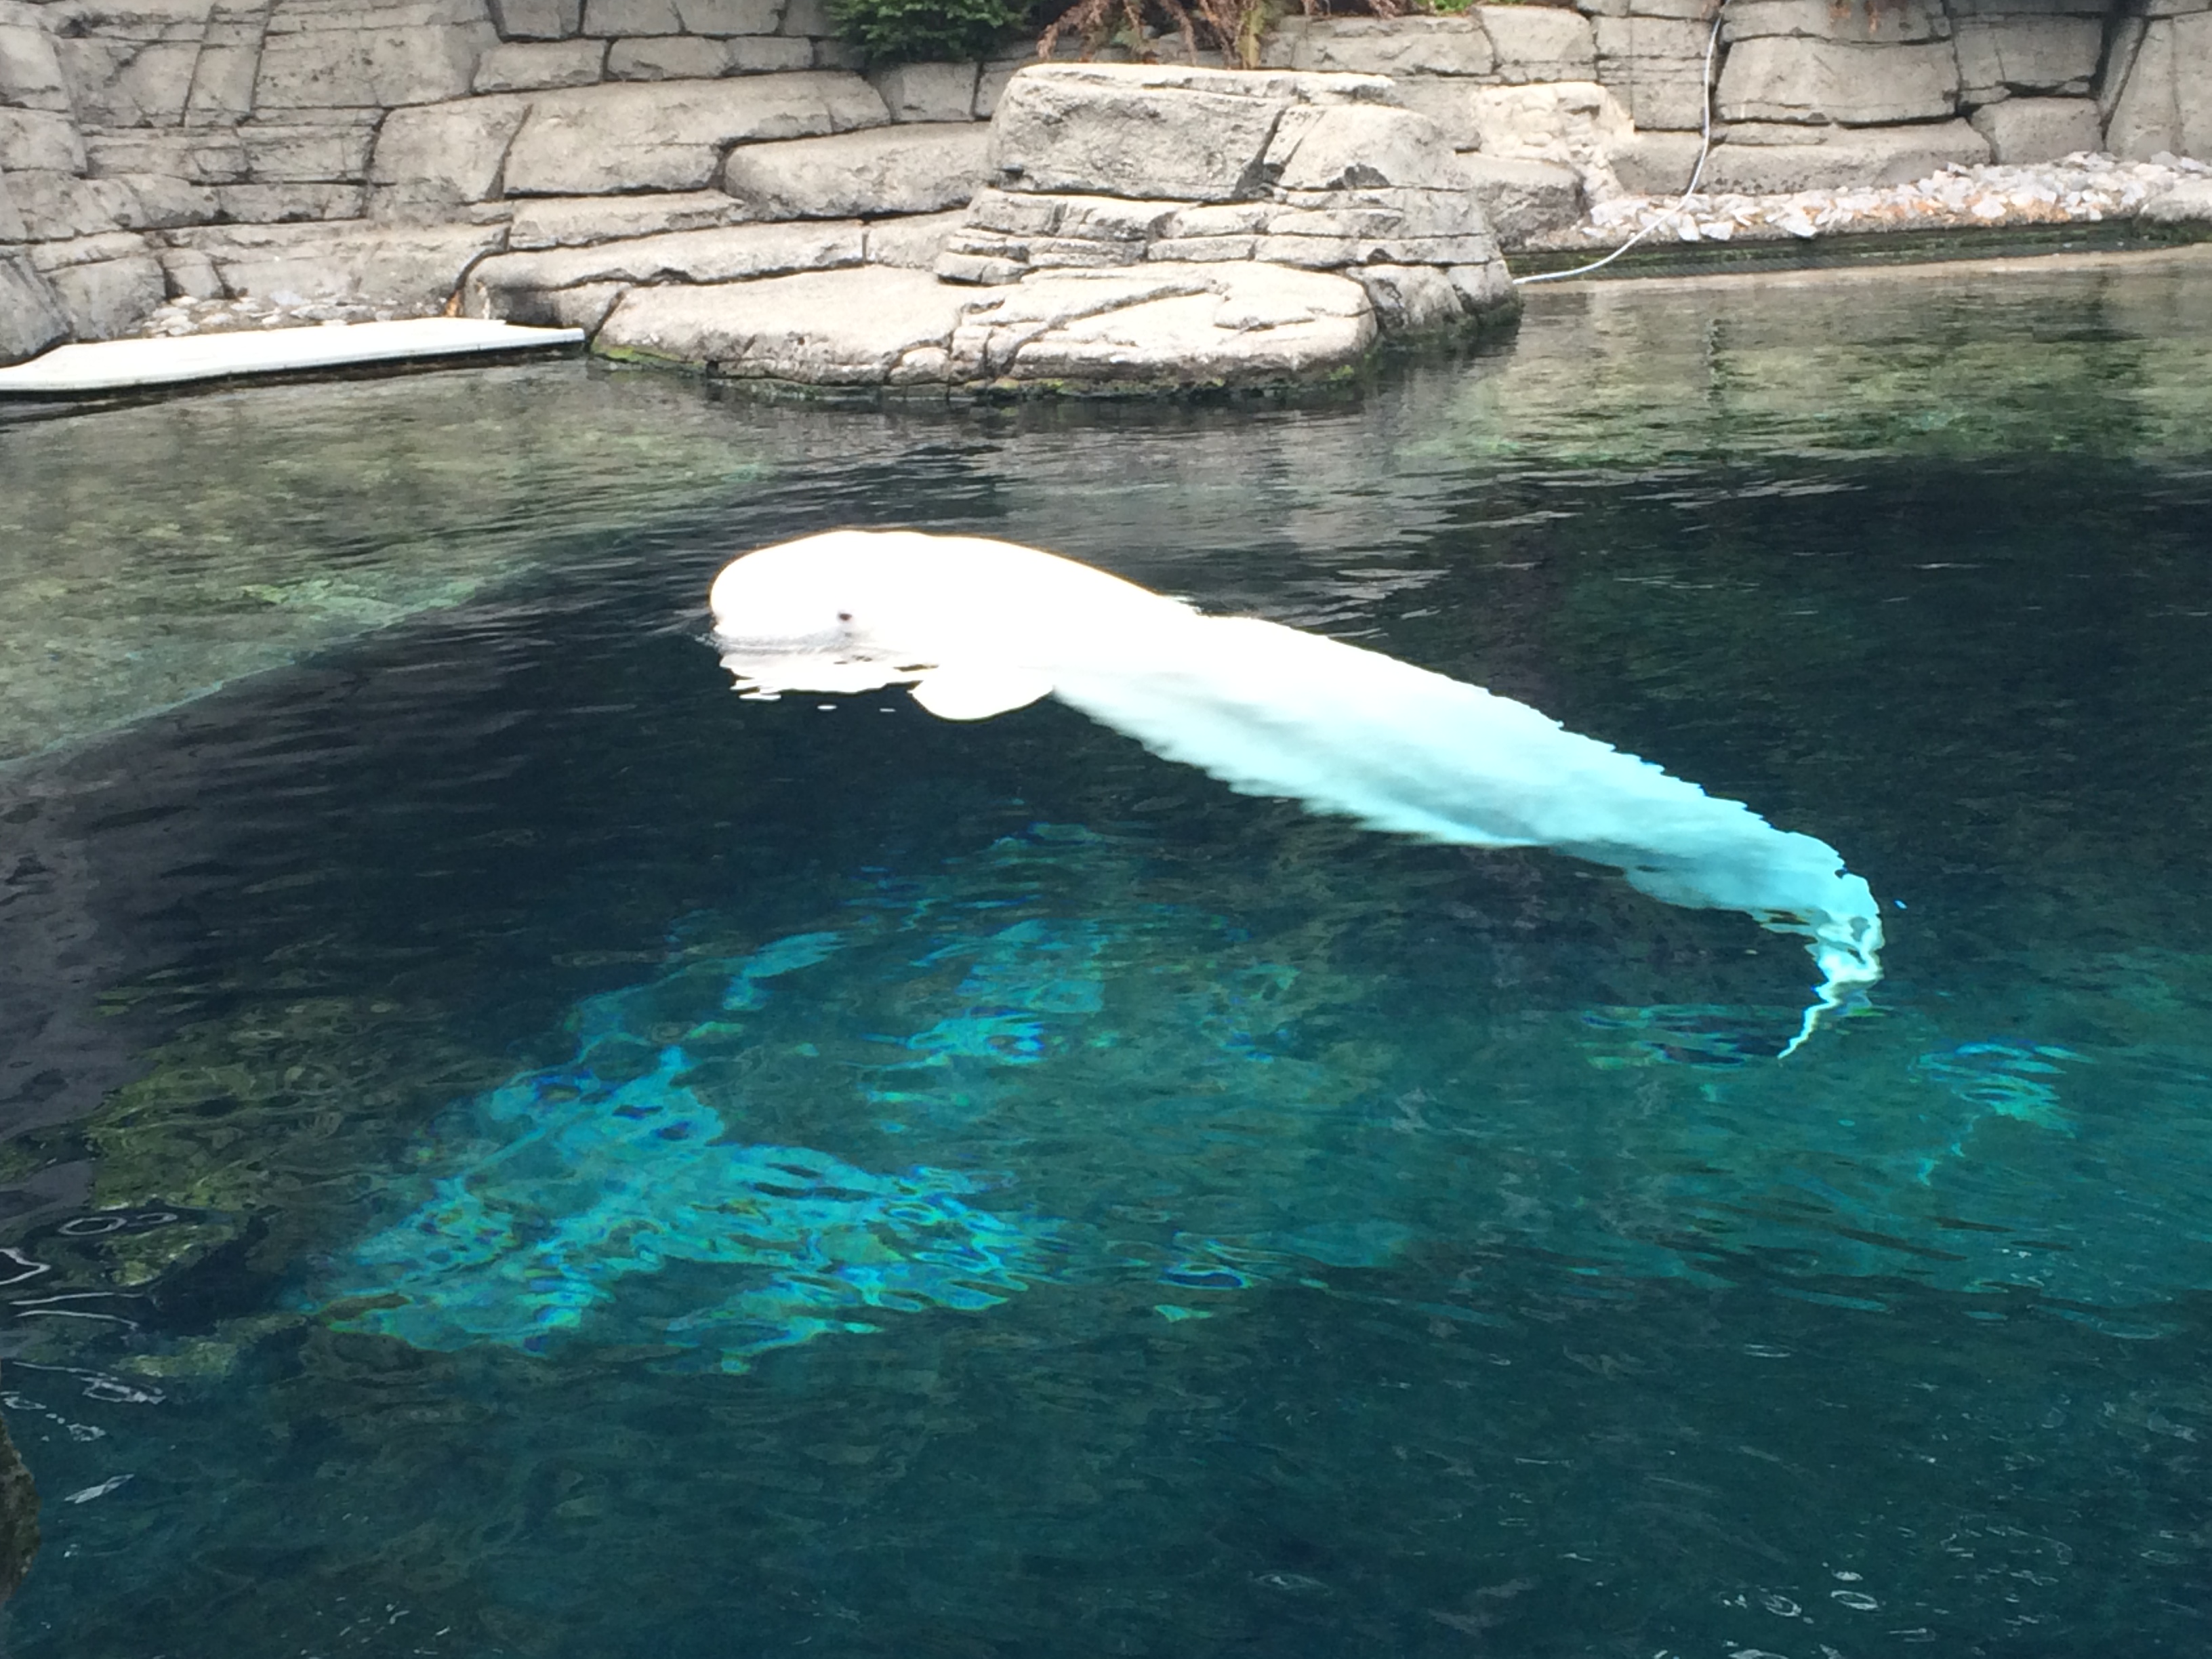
[4,0,2210,363]
[1268,2,2209,224]
[0,0,1010,358]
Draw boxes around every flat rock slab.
[592,259,1377,391]
[501,74,890,195]
[959,262,1376,387]
[987,62,1400,203]
[170,221,509,309]
[598,265,968,384]
[722,123,993,219]
[0,319,586,395]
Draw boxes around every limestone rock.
[1266,102,1473,192]
[118,171,220,228]
[1261,17,1494,79]
[472,276,628,328]
[1,169,134,241]
[468,218,862,316]
[2142,175,2212,225]
[722,123,990,218]
[676,0,781,32]
[0,108,87,176]
[500,73,889,194]
[862,207,966,268]
[253,3,495,111]
[1387,79,1483,150]
[1456,154,1583,249]
[1469,81,1632,169]
[943,172,1502,287]
[591,258,1406,391]
[1475,5,1597,84]
[1969,96,2102,163]
[2105,14,2212,161]
[239,121,381,184]
[975,51,1042,121]
[53,36,202,127]
[0,249,68,365]
[508,189,750,246]
[216,181,369,221]
[474,39,606,91]
[1352,262,1465,333]
[1593,12,1714,131]
[187,3,272,123]
[605,33,726,76]
[985,62,1395,203]
[1700,120,1991,192]
[368,94,533,220]
[595,264,967,382]
[0,5,72,114]
[171,220,506,307]
[1447,258,1515,323]
[157,241,225,298]
[941,68,1502,334]
[28,230,163,337]
[778,0,836,35]
[869,60,979,122]
[607,33,809,77]
[1952,16,2102,102]
[1721,0,1949,43]
[1717,39,1961,126]
[85,129,247,186]
[489,0,583,39]
[580,0,680,35]
[950,262,1375,387]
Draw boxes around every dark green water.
[2,251,2210,1657]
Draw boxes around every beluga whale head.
[710,529,1886,1054]
[710,529,1199,720]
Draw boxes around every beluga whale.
[708,529,1885,1054]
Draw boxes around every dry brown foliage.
[1039,0,1404,73]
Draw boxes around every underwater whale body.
[708,530,1885,1053]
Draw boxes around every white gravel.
[1555,152,2212,251]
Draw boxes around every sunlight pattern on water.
[325,928,1065,1371]
[310,828,1414,1366]
[312,817,2212,1380]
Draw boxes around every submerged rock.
[0,1399,35,1607]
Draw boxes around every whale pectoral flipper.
[910,667,1055,721]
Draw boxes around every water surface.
[3,249,2210,1658]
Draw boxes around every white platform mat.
[0,318,586,395]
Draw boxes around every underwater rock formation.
[301,821,2211,1376]
[0,1391,37,1606]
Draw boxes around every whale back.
[708,531,1886,1052]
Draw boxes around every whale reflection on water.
[710,530,1886,1053]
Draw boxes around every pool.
[3,249,2210,1657]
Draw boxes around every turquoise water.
[3,252,2211,1655]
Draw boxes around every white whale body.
[709,529,1885,1053]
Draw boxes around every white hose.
[1512,4,1728,287]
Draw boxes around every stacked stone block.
[2105,2,2212,161]
[933,64,1516,336]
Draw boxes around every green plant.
[831,0,1027,64]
